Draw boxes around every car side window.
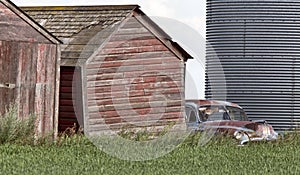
[185,106,198,123]
[185,106,192,120]
[226,106,248,121]
[189,111,197,122]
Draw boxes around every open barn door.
[59,66,83,133]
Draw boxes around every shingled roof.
[21,5,138,62]
[22,5,137,39]
[22,5,192,62]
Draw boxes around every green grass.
[0,133,300,175]
[0,106,299,174]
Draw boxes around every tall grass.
[0,105,36,145]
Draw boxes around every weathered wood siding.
[0,3,51,43]
[0,41,57,134]
[0,2,59,135]
[85,17,185,133]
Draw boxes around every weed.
[0,105,36,145]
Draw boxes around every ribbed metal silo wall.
[206,0,300,130]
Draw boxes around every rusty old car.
[185,100,279,144]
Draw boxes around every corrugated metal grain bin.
[0,0,60,135]
[23,5,192,135]
[206,0,300,130]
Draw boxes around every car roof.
[185,99,242,109]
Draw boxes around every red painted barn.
[0,0,60,135]
[22,5,192,135]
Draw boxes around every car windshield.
[199,106,229,121]
[199,105,248,121]
[226,106,248,121]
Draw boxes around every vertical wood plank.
[35,83,45,135]
[53,45,61,138]
[0,41,3,114]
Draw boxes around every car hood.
[198,120,279,144]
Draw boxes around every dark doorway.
[59,66,84,132]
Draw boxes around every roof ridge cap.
[21,5,140,11]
